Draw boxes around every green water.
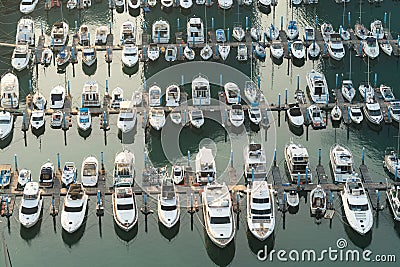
[1,1,400,266]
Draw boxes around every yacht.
[387,184,400,221]
[148,44,160,61]
[122,44,139,67]
[19,182,43,228]
[218,0,232,9]
[389,101,400,123]
[61,183,88,233]
[247,181,275,241]
[321,23,334,42]
[158,178,180,228]
[51,21,69,47]
[270,41,284,59]
[362,35,379,59]
[117,101,136,133]
[243,143,267,181]
[20,0,38,14]
[304,26,315,41]
[81,156,99,187]
[224,82,240,105]
[77,108,91,131]
[121,21,136,44]
[30,109,45,131]
[152,19,170,44]
[380,84,395,102]
[172,166,184,185]
[180,0,193,9]
[113,183,138,231]
[195,147,216,184]
[370,20,384,40]
[342,80,356,102]
[192,74,210,106]
[16,16,35,45]
[17,169,31,188]
[290,40,305,60]
[0,111,14,141]
[184,45,195,60]
[310,185,326,215]
[11,44,30,71]
[202,182,235,248]
[149,108,166,131]
[49,85,65,109]
[307,105,326,129]
[350,105,363,124]
[165,45,177,62]
[95,26,108,45]
[189,109,204,129]
[237,44,248,61]
[39,161,54,188]
[229,104,244,127]
[363,99,383,125]
[232,26,245,41]
[358,82,374,101]
[200,44,213,60]
[219,44,230,61]
[113,150,135,185]
[82,46,97,67]
[1,71,19,108]
[286,103,304,128]
[355,23,369,40]
[187,17,205,44]
[341,178,373,235]
[330,144,355,183]
[165,84,180,107]
[285,141,312,183]
[111,87,124,109]
[61,162,77,187]
[327,33,345,61]
[286,21,299,40]
[82,81,100,107]
[306,70,329,104]
[149,85,162,107]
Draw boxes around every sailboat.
[358,57,374,101]
[354,0,369,40]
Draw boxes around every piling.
[14,154,18,172]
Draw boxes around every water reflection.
[78,127,92,139]
[204,230,235,267]
[158,220,180,241]
[114,221,139,243]
[82,62,98,76]
[122,64,139,76]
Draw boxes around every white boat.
[243,143,267,181]
[132,90,142,106]
[270,41,284,59]
[224,82,240,104]
[355,23,369,40]
[61,162,77,186]
[113,183,138,231]
[67,0,78,9]
[232,26,245,42]
[158,178,180,228]
[187,17,205,44]
[291,40,305,60]
[20,0,38,14]
[19,182,42,228]
[266,24,279,40]
[363,99,383,125]
[0,164,11,187]
[306,70,329,104]
[117,101,136,133]
[340,27,351,41]
[342,80,356,102]
[77,108,91,131]
[165,45,177,62]
[308,42,321,58]
[244,80,263,104]
[39,161,54,188]
[170,111,182,125]
[285,141,312,183]
[304,26,315,41]
[11,44,30,71]
[115,0,125,7]
[386,184,400,221]
[363,35,379,59]
[161,0,174,7]
[152,20,170,44]
[250,27,261,41]
[111,87,124,109]
[370,20,384,40]
[327,33,345,60]
[380,84,395,101]
[78,25,89,46]
[200,44,213,60]
[192,74,210,106]
[148,0,157,6]
[50,110,63,128]
[307,105,326,129]
[218,44,230,60]
[51,21,69,47]
[247,181,275,241]
[358,82,374,101]
[248,104,262,125]
[17,169,31,188]
[61,183,88,233]
[286,21,299,40]
[321,22,334,42]
[287,190,299,207]
[41,47,53,66]
[16,16,35,45]
[286,103,304,127]
[229,104,244,127]
[331,105,342,122]
[49,85,65,109]
[56,48,70,67]
[32,91,46,110]
[255,43,266,59]
[149,85,162,107]
[292,0,302,4]
[149,108,166,130]
[218,0,232,9]
[80,82,100,107]
[330,144,355,183]
[310,185,326,215]
[148,44,160,61]
[0,111,13,141]
[113,150,135,185]
[202,182,235,247]
[166,84,180,107]
[95,26,108,46]
[1,72,19,109]
[121,21,136,44]
[172,165,184,184]
[122,44,139,67]
[180,0,193,8]
[81,156,99,187]
[341,178,373,235]
[195,147,216,184]
[350,105,363,124]
[237,44,248,61]
[184,45,195,60]
[189,109,204,128]
[389,101,400,123]
[380,40,392,56]
[30,109,45,130]
[258,0,271,8]
[127,0,141,10]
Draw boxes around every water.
[1,1,400,266]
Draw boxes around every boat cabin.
[82,81,100,107]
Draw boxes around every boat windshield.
[125,53,137,57]
[22,0,35,5]
[251,208,271,215]
[119,117,134,121]
[252,197,269,204]
[117,204,134,210]
[14,53,27,59]
[0,119,10,124]
[51,93,63,101]
[32,116,43,121]
[21,206,38,215]
[65,205,84,212]
[336,165,352,174]
[352,111,362,116]
[392,108,400,115]
[293,43,303,50]
[210,216,230,224]
[23,194,37,200]
[368,109,381,116]
[348,203,369,211]
[331,48,344,53]
[83,163,97,176]
[161,205,176,211]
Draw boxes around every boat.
[49,85,65,109]
[148,0,157,6]
[216,29,226,42]
[389,101,400,123]
[200,44,213,60]
[61,183,88,233]
[149,108,166,130]
[82,81,100,107]
[113,183,138,231]
[82,0,91,8]
[161,0,174,8]
[132,90,142,106]
[303,26,315,41]
[113,150,135,185]
[258,0,271,8]
[152,19,170,44]
[331,105,342,122]
[287,190,299,207]
[192,74,210,106]
[306,70,329,104]
[120,21,136,44]
[127,0,141,10]
[95,26,108,45]
[363,99,383,125]
[218,44,230,60]
[180,0,193,8]
[285,141,312,183]
[330,144,355,183]
[362,35,379,59]
[202,182,235,248]
[248,104,262,125]
[308,41,321,58]
[41,47,53,65]
[19,182,42,228]
[340,26,351,41]
[50,110,63,128]
[20,0,38,14]
[17,169,31,188]
[254,43,266,59]
[244,80,263,104]
[81,156,99,187]
[341,80,356,102]
[218,0,232,9]
[250,27,261,42]
[321,22,334,42]
[266,24,279,40]
[307,105,326,129]
[358,82,374,101]
[51,21,69,47]
[0,72,19,109]
[247,181,275,241]
[229,104,244,127]
[111,87,124,109]
[148,44,160,61]
[292,0,302,4]
[379,84,395,101]
[386,184,400,221]
[355,23,370,40]
[39,161,54,188]
[237,44,248,61]
[291,40,305,60]
[232,26,245,41]
[327,33,345,60]
[56,47,70,68]
[149,85,162,107]
[172,166,184,184]
[380,40,392,56]
[224,82,240,104]
[0,164,11,188]
[270,41,284,59]
[370,20,384,40]
[243,143,267,181]
[341,178,373,235]
[166,84,181,107]
[117,101,136,133]
[32,91,46,109]
[11,44,30,71]
[16,16,35,45]
[286,21,299,40]
[189,109,204,128]
[187,17,204,44]
[70,0,81,8]
[158,178,180,228]
[195,147,216,184]
[30,109,45,130]
[165,45,177,62]
[310,185,327,215]
[77,108,91,132]
[61,162,77,186]
[170,111,182,125]
[122,44,139,67]
[350,105,363,124]
[78,25,90,46]
[184,45,195,60]
[286,103,304,127]
[0,111,13,141]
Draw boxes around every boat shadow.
[0,130,13,149]
[128,8,141,17]
[82,62,98,76]
[114,221,139,243]
[118,126,137,144]
[78,128,92,139]
[61,218,87,248]
[19,208,43,242]
[271,55,284,66]
[116,6,124,14]
[158,220,180,241]
[246,229,275,259]
[394,220,400,239]
[204,230,235,267]
[258,5,271,15]
[292,58,305,68]
[288,123,304,136]
[122,63,139,76]
[32,126,45,138]
[365,120,383,132]
[340,207,372,249]
[180,7,191,16]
